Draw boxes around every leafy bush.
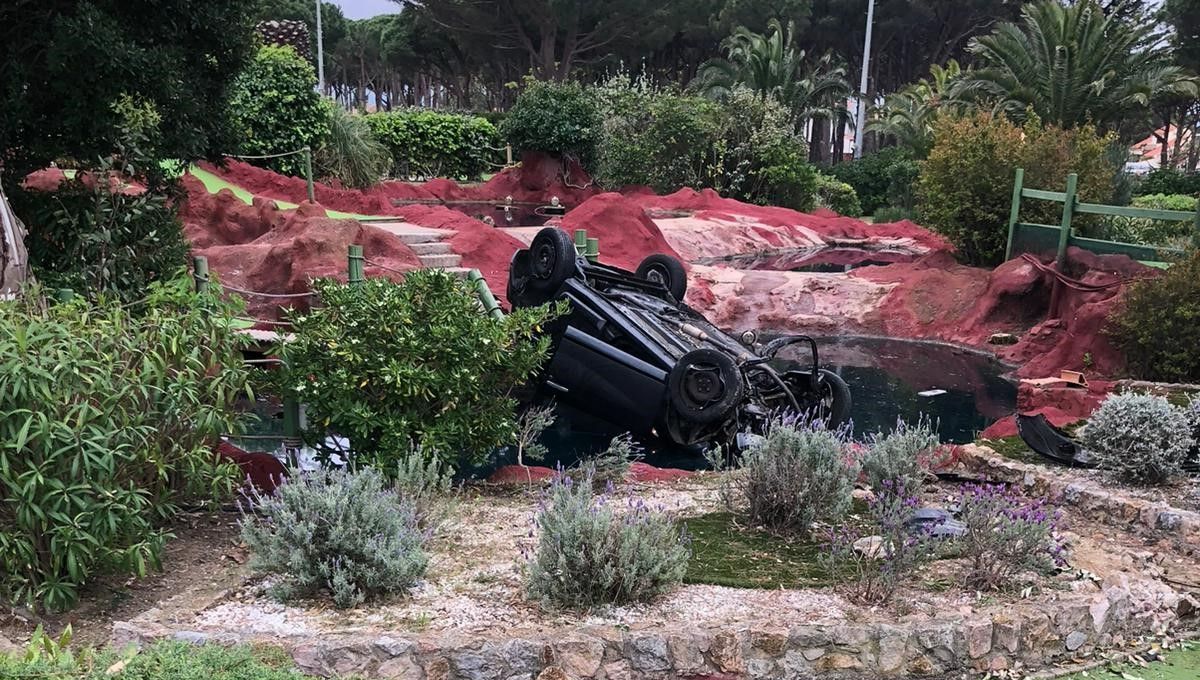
[918,112,1119,265]
[316,105,391,189]
[822,480,933,604]
[501,80,601,163]
[1099,193,1197,247]
[241,467,428,609]
[513,404,556,466]
[0,279,250,611]
[227,45,328,176]
[526,470,689,608]
[394,448,457,534]
[712,87,818,211]
[828,147,917,215]
[1079,393,1195,485]
[279,272,560,470]
[1135,167,1200,197]
[722,419,857,537]
[957,484,1063,590]
[365,109,501,180]
[11,131,188,302]
[1107,250,1200,383]
[861,417,940,495]
[0,638,310,679]
[815,173,862,216]
[872,206,915,223]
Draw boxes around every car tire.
[636,254,687,300]
[668,348,744,424]
[527,227,578,293]
[818,369,852,427]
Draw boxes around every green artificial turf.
[1057,643,1199,680]
[682,512,835,589]
[186,165,391,222]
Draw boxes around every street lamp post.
[853,0,876,160]
[315,0,325,93]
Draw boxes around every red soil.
[558,192,684,269]
[215,441,287,493]
[627,462,694,483]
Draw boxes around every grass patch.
[683,512,834,589]
[1057,643,1199,680]
[975,435,1040,464]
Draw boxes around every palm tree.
[695,19,851,127]
[954,0,1197,136]
[868,60,964,158]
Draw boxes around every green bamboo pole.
[586,237,599,263]
[467,269,504,319]
[1005,168,1024,262]
[574,229,588,256]
[193,256,209,293]
[303,146,315,203]
[347,244,365,286]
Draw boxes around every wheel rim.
[681,362,724,407]
[818,377,836,415]
[532,241,556,279]
[645,265,668,286]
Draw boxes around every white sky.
[331,0,400,20]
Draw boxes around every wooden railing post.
[1055,173,1078,270]
[1005,168,1024,261]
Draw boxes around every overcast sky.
[332,0,400,20]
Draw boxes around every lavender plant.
[821,479,934,604]
[394,447,457,534]
[957,484,1064,591]
[526,470,689,608]
[862,417,940,495]
[723,418,858,537]
[1080,393,1195,485]
[240,468,428,609]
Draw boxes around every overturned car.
[507,227,851,451]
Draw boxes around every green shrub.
[501,80,601,163]
[227,45,328,176]
[0,638,310,679]
[11,132,188,302]
[872,206,915,223]
[1107,250,1200,383]
[1100,194,1198,247]
[828,147,916,215]
[526,470,689,608]
[722,419,857,537]
[1135,167,1200,197]
[316,105,391,189]
[861,417,940,495]
[241,467,428,609]
[278,272,560,470]
[1080,393,1195,485]
[815,173,862,216]
[712,88,818,211]
[0,279,250,611]
[569,433,641,489]
[918,111,1119,265]
[365,109,500,180]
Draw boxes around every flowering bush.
[394,448,457,534]
[1080,393,1195,485]
[957,484,1063,591]
[526,470,689,608]
[821,480,934,604]
[861,417,940,496]
[722,418,857,537]
[240,468,428,609]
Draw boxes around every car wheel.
[528,227,578,292]
[817,369,852,427]
[507,249,537,308]
[636,254,687,300]
[668,348,744,424]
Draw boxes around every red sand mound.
[559,192,683,270]
[487,465,557,485]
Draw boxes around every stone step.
[365,221,451,244]
[445,267,473,279]
[409,241,454,256]
[419,253,463,268]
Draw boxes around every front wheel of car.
[817,369,852,427]
[636,254,688,300]
[528,227,578,293]
[668,348,744,424]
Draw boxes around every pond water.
[697,247,919,273]
[444,201,567,227]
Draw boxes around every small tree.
[513,404,556,467]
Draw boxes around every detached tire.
[636,254,687,300]
[817,369,852,427]
[528,227,578,293]
[668,348,744,424]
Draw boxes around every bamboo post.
[586,237,600,263]
[1055,173,1078,270]
[574,229,587,256]
[193,256,209,293]
[467,269,504,319]
[1005,168,1024,262]
[303,146,315,203]
[505,144,513,166]
[347,244,365,286]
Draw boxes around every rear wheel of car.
[668,348,744,424]
[817,369,852,427]
[528,227,577,293]
[636,254,687,300]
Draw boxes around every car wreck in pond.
[507,227,851,452]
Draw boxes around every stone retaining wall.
[112,571,1194,680]
[959,445,1200,544]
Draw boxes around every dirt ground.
[0,511,248,650]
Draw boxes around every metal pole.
[315,0,325,94]
[303,147,315,203]
[853,0,876,160]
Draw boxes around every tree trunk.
[809,118,829,165]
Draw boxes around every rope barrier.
[363,258,409,276]
[223,148,310,160]
[235,317,293,327]
[220,284,315,300]
[1018,254,1154,292]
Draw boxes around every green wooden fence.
[1005,168,1200,267]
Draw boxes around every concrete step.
[419,253,463,268]
[409,241,454,256]
[366,221,451,244]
